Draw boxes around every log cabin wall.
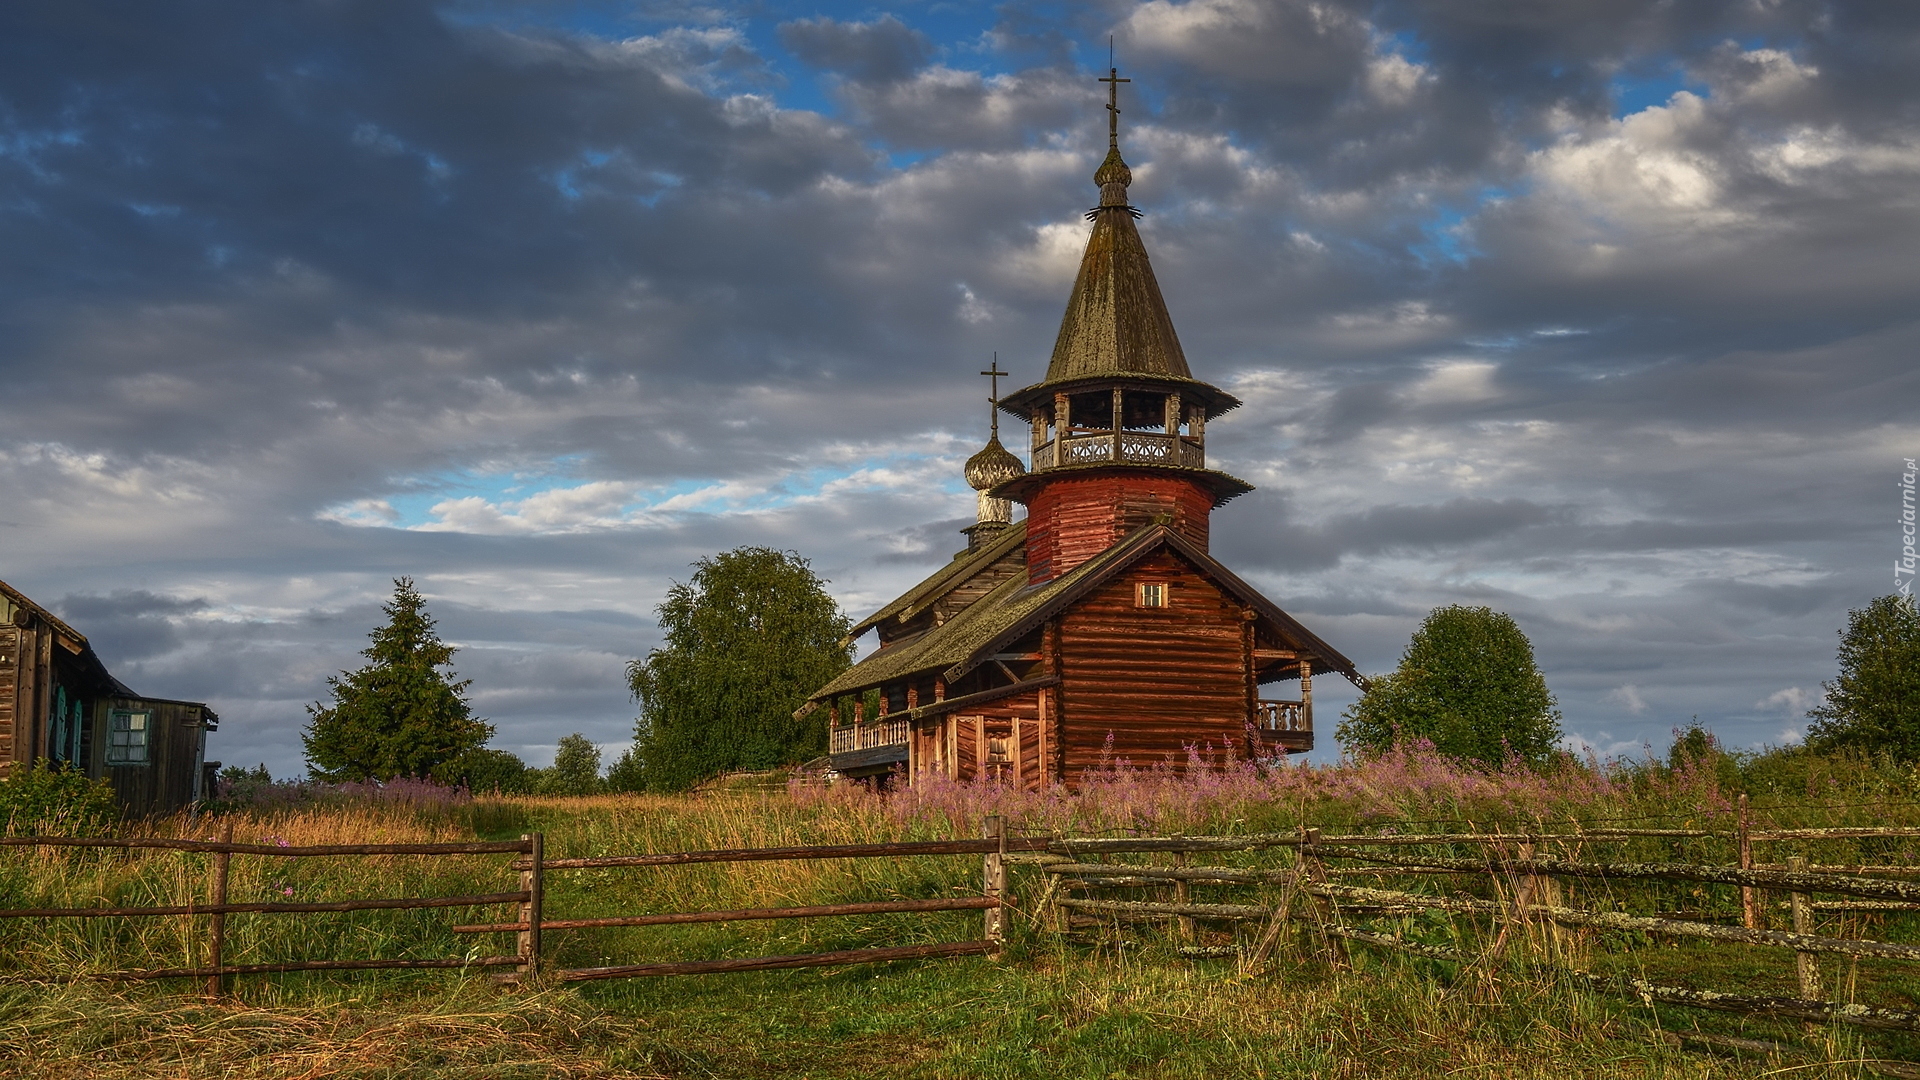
[1054,549,1252,783]
[1025,472,1213,583]
[0,624,17,773]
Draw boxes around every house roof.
[846,522,1026,639]
[803,524,1364,708]
[0,577,217,718]
[0,578,88,650]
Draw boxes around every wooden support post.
[983,816,1007,948]
[519,833,544,983]
[1300,827,1344,965]
[1165,392,1180,436]
[973,717,986,783]
[1110,387,1122,461]
[205,819,233,999]
[1172,850,1193,941]
[1738,794,1761,930]
[1012,717,1024,790]
[1300,665,1313,734]
[1789,854,1823,1000]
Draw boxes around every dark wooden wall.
[1054,549,1252,782]
[94,698,210,816]
[1025,471,1213,583]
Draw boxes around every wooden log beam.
[452,896,1000,934]
[1313,883,1920,962]
[1044,828,1722,855]
[0,837,531,857]
[1060,898,1271,920]
[0,890,528,918]
[522,838,1051,871]
[1314,847,1920,904]
[99,956,523,981]
[557,940,997,981]
[1569,971,1920,1032]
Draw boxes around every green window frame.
[107,710,152,766]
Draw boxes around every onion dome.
[965,435,1026,491]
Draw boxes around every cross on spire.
[1099,65,1130,150]
[980,355,1007,439]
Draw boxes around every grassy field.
[1,744,1917,1079]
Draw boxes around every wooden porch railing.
[830,717,910,754]
[1256,699,1309,733]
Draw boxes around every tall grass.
[0,744,1914,1077]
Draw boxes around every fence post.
[1172,849,1193,941]
[982,816,1006,948]
[1738,794,1761,930]
[518,833,544,982]
[206,819,232,999]
[1788,855,1823,1000]
[1300,827,1344,965]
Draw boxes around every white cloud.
[1756,686,1814,715]
[1606,684,1650,715]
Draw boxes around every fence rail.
[1042,813,1920,1037]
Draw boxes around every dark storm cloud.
[2,0,1915,771]
[778,14,932,84]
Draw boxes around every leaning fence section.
[1031,804,1920,1043]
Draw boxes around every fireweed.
[791,738,1741,837]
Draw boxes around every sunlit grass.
[0,747,1915,1078]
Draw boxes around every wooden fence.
[1031,803,1920,1047]
[0,817,1048,991]
[5,802,1917,1045]
[0,824,536,995]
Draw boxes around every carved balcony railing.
[830,717,910,755]
[1031,430,1203,472]
[1255,699,1309,734]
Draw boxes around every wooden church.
[803,71,1362,788]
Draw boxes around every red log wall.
[1053,550,1254,783]
[1023,471,1213,583]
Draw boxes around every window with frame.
[1136,582,1169,608]
[107,710,152,766]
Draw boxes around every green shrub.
[0,761,118,836]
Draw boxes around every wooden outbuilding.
[0,578,218,814]
[802,71,1365,787]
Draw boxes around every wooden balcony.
[1032,430,1204,471]
[829,718,910,776]
[1255,699,1312,753]
[830,718,909,754]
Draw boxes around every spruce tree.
[624,547,853,791]
[1337,604,1562,764]
[1807,594,1920,762]
[302,578,493,781]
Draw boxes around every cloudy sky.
[3,1,1915,776]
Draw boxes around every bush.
[437,748,534,794]
[537,734,603,796]
[1337,605,1563,764]
[1807,593,1920,762]
[0,761,118,835]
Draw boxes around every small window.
[107,710,152,766]
[1136,582,1169,608]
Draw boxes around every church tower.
[993,67,1250,583]
[803,67,1361,789]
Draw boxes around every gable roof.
[0,577,215,715]
[803,524,1364,708]
[0,578,88,649]
[846,522,1026,639]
